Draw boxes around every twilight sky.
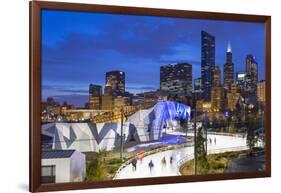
[41,9,265,107]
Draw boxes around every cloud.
[126,86,158,91]
[51,94,89,107]
[42,84,88,95]
[58,89,88,94]
[42,11,265,98]
[42,16,197,68]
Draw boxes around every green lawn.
[180,150,247,175]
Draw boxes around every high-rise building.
[102,82,114,110]
[257,80,266,102]
[236,71,246,94]
[114,96,130,112]
[89,84,102,97]
[89,97,102,110]
[246,55,258,82]
[194,77,202,100]
[89,84,102,109]
[211,86,224,112]
[201,31,215,100]
[227,83,241,111]
[223,42,234,90]
[213,66,221,87]
[105,71,125,96]
[160,63,192,101]
[244,54,258,97]
[211,66,224,111]
[104,82,112,96]
[194,78,202,92]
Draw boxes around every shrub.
[108,158,122,165]
[210,159,227,170]
[108,165,120,174]
[86,153,107,181]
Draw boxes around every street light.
[193,96,197,175]
[120,106,124,160]
[185,118,188,137]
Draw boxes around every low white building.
[41,150,86,183]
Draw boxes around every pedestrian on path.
[131,158,137,171]
[148,160,154,172]
[138,151,145,163]
[161,156,166,166]
[170,155,173,164]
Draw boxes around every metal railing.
[206,131,246,138]
[176,145,249,172]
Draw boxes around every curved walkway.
[114,134,247,179]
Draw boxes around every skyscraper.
[89,84,102,109]
[104,82,113,96]
[246,55,258,81]
[194,77,202,99]
[211,86,224,112]
[213,66,221,87]
[201,31,215,100]
[102,82,114,110]
[257,80,265,102]
[227,83,241,111]
[105,71,125,96]
[244,55,258,97]
[194,78,202,92]
[223,42,234,91]
[211,66,224,111]
[236,71,246,95]
[160,63,192,100]
[89,84,102,97]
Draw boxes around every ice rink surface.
[114,134,247,179]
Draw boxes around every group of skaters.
[148,155,174,172]
[131,153,175,172]
[208,137,217,145]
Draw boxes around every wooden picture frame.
[30,1,271,192]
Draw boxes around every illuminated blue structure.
[42,100,191,152]
[128,100,191,141]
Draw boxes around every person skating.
[170,155,173,164]
[161,156,166,165]
[131,158,137,171]
[148,160,154,172]
[138,151,145,163]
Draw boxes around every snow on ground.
[114,134,247,179]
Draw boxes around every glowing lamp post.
[120,106,125,160]
[193,95,197,175]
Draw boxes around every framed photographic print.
[30,1,271,192]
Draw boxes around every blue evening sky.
[41,9,265,106]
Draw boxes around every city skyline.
[42,9,265,106]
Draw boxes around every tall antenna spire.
[227,42,232,53]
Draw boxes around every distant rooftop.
[41,150,75,159]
